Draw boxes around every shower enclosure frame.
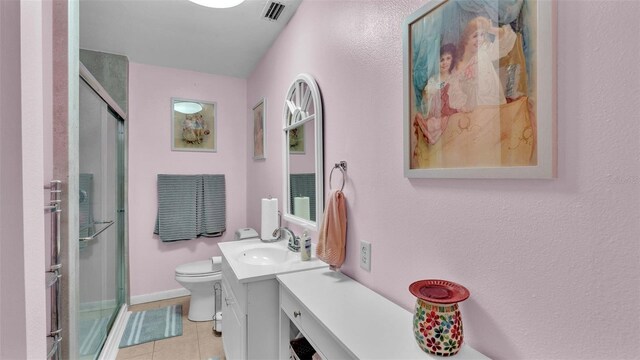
[55,3,129,358]
[76,62,130,360]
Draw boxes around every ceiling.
[79,0,302,78]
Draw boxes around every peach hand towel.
[316,190,347,269]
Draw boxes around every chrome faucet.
[272,227,300,252]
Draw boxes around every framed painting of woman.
[403,0,556,178]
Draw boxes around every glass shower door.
[78,79,124,359]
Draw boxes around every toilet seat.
[175,259,222,277]
[174,257,223,322]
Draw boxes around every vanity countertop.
[277,268,490,360]
[218,238,327,283]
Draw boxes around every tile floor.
[115,296,225,360]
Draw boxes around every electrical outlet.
[360,241,371,271]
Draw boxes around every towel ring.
[329,161,347,191]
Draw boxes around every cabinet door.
[222,279,246,360]
[246,279,280,359]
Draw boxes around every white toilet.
[175,228,259,322]
[175,257,222,322]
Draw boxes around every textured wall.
[19,1,48,356]
[246,1,640,359]
[0,0,28,357]
[1,0,52,357]
[128,63,247,297]
[80,49,129,115]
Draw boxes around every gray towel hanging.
[154,174,226,242]
[200,175,226,237]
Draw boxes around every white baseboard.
[98,304,129,360]
[130,288,190,305]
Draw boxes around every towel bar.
[329,161,347,191]
[79,220,115,243]
[45,180,62,360]
[46,336,60,359]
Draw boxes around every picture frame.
[253,98,266,160]
[403,0,556,178]
[289,125,305,154]
[171,98,216,152]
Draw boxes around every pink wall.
[0,0,28,357]
[1,0,49,357]
[247,1,640,359]
[19,0,48,355]
[128,63,247,297]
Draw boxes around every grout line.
[196,320,201,360]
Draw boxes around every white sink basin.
[219,238,327,282]
[236,247,291,265]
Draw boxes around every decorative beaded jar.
[409,280,470,357]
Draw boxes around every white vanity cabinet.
[221,255,280,360]
[218,238,328,360]
[277,268,490,360]
[279,284,353,359]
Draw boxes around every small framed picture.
[171,98,216,152]
[289,125,305,154]
[253,98,266,160]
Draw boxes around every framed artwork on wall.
[289,126,305,154]
[253,98,266,160]
[403,0,556,178]
[171,98,216,152]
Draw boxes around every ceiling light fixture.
[174,101,203,114]
[188,0,246,9]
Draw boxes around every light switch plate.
[360,241,371,271]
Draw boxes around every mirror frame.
[282,73,324,231]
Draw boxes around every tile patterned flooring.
[116,296,225,360]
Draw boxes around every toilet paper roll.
[260,198,279,240]
[294,196,310,220]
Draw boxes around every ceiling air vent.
[262,1,285,22]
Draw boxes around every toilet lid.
[175,260,222,277]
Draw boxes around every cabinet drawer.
[280,287,353,359]
[280,286,303,330]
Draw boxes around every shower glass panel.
[78,79,125,359]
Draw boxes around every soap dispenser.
[300,230,311,261]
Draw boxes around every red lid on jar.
[409,279,470,304]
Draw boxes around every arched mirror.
[282,74,323,231]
